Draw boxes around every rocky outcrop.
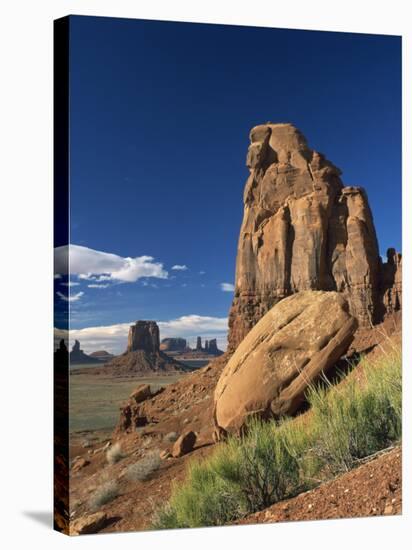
[117,384,165,432]
[70,340,100,364]
[160,338,187,352]
[105,321,187,374]
[381,248,402,314]
[208,339,220,355]
[127,321,160,353]
[215,291,357,438]
[228,123,400,350]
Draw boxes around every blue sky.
[54,16,401,353]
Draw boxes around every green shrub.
[307,347,401,474]
[152,345,401,529]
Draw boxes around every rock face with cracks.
[228,123,399,350]
[214,291,357,438]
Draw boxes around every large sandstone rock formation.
[106,321,187,374]
[228,123,400,350]
[127,321,159,353]
[381,248,402,314]
[214,291,357,437]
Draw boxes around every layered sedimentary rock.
[107,321,186,374]
[127,321,160,353]
[159,338,187,352]
[381,248,402,314]
[215,291,357,437]
[228,123,400,350]
[196,336,202,351]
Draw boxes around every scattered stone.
[172,431,197,458]
[159,450,172,460]
[72,457,90,472]
[130,384,152,403]
[70,512,107,535]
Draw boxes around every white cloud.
[220,282,235,292]
[171,264,188,271]
[54,244,168,283]
[60,281,80,287]
[87,284,110,289]
[56,291,84,302]
[54,314,228,354]
[199,271,206,275]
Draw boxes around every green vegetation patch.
[152,344,401,529]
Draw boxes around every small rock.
[160,450,172,460]
[384,504,394,515]
[72,457,90,472]
[70,512,107,535]
[130,384,152,403]
[172,431,197,458]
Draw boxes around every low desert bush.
[106,442,124,465]
[153,419,310,529]
[126,451,161,481]
[89,480,119,511]
[164,431,178,443]
[307,346,401,474]
[152,344,401,529]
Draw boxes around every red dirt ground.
[68,315,401,534]
[239,446,401,525]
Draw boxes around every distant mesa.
[70,340,100,364]
[103,321,188,374]
[89,350,115,361]
[161,335,223,359]
[159,338,188,352]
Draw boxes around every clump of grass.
[152,344,401,530]
[106,442,124,465]
[307,347,401,474]
[89,480,119,511]
[126,451,161,481]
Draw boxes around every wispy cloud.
[54,314,228,354]
[87,284,110,289]
[171,264,188,271]
[56,291,84,302]
[54,244,168,283]
[220,282,235,292]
